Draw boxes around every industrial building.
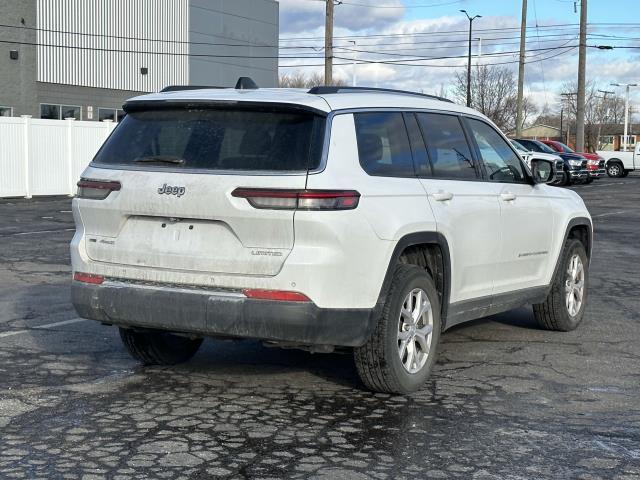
[0,0,279,121]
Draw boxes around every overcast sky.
[278,0,640,118]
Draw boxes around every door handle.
[500,192,516,202]
[432,191,453,202]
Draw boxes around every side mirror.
[530,158,555,184]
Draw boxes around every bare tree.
[452,65,536,132]
[559,81,625,151]
[279,72,346,88]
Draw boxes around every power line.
[279,22,640,42]
[281,45,578,68]
[0,39,323,59]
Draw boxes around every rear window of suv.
[92,107,326,172]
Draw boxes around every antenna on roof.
[235,77,259,90]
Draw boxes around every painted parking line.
[0,318,86,339]
[1,228,75,237]
[592,210,630,218]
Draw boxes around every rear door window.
[415,113,478,179]
[354,112,415,177]
[92,107,326,172]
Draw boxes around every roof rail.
[161,85,224,93]
[307,86,453,103]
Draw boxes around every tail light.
[77,179,121,200]
[73,272,105,284]
[243,289,311,302]
[232,188,360,210]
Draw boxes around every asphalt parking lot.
[1,176,639,479]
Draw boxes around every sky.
[277,0,640,120]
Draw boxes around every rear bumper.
[72,280,376,347]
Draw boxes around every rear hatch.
[77,103,326,276]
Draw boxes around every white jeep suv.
[71,82,592,394]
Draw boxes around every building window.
[41,104,60,120]
[98,108,117,122]
[62,105,81,120]
[0,106,13,117]
[40,104,81,120]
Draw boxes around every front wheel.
[533,239,588,331]
[120,328,203,365]
[354,265,441,394]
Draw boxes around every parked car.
[510,140,565,185]
[71,81,592,394]
[515,139,589,185]
[540,140,606,181]
[597,143,640,177]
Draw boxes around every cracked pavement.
[1,177,639,479]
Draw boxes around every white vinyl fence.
[0,116,116,198]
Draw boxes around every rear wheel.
[607,162,623,178]
[119,328,203,365]
[533,238,588,331]
[354,265,441,394]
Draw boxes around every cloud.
[279,0,404,34]
[278,2,640,112]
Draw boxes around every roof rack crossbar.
[307,86,453,103]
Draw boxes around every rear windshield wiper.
[134,155,186,165]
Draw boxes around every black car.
[515,139,589,185]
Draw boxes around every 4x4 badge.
[158,184,185,197]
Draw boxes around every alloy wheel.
[565,254,585,317]
[397,288,433,374]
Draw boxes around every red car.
[540,140,606,179]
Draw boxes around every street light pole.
[349,40,357,86]
[461,10,481,108]
[611,83,638,152]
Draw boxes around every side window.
[403,113,431,176]
[415,113,477,179]
[354,112,414,177]
[466,118,527,183]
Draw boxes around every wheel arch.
[549,216,593,286]
[376,232,452,328]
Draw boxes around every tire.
[607,162,623,178]
[354,264,441,394]
[563,170,572,186]
[533,238,588,332]
[585,176,594,184]
[119,328,203,365]
[622,170,629,177]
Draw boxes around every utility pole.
[461,10,481,107]
[324,0,334,85]
[611,82,638,151]
[475,37,482,65]
[575,0,588,151]
[515,0,527,138]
